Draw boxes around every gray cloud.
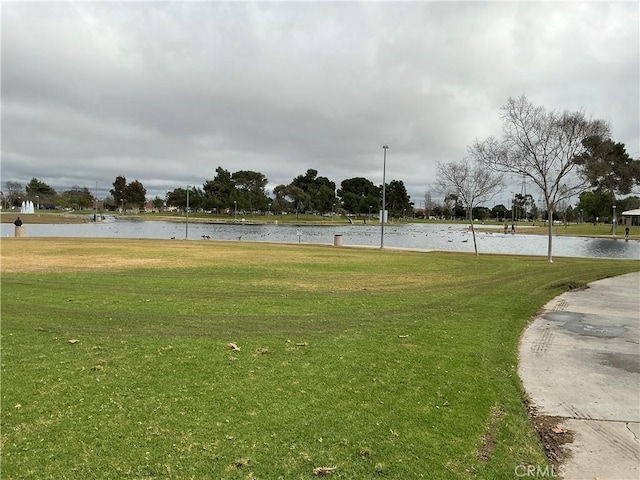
[2,1,638,206]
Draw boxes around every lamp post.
[94,181,98,221]
[612,205,617,235]
[36,195,39,211]
[369,205,372,219]
[268,203,271,217]
[510,192,514,223]
[380,145,388,248]
[186,186,190,239]
[234,200,237,222]
[121,198,124,215]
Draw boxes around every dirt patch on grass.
[477,404,506,462]
[526,400,574,470]
[548,280,589,292]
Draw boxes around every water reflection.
[2,218,638,260]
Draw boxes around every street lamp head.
[383,144,388,150]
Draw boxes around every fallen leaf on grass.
[228,342,241,351]
[313,466,336,477]
[68,339,79,344]
[158,345,173,355]
[91,360,106,371]
[296,342,309,347]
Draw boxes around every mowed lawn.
[1,238,638,479]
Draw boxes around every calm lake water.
[3,217,639,260]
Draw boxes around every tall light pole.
[510,192,514,223]
[612,205,617,235]
[186,186,190,239]
[380,145,388,248]
[94,181,98,221]
[234,200,237,222]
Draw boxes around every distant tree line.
[3,98,638,228]
[162,167,413,218]
[1,168,414,218]
[1,178,96,211]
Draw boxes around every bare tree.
[435,157,503,255]
[3,181,24,208]
[471,95,609,262]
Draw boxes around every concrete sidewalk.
[519,271,640,480]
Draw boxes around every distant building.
[621,209,640,226]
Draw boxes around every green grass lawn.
[140,211,368,225]
[1,239,638,479]
[0,212,87,225]
[495,221,639,239]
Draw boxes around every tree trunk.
[546,209,554,263]
[468,207,478,256]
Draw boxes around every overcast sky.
[2,1,638,206]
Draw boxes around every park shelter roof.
[621,209,640,216]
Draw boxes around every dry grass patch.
[0,238,306,273]
[1,252,171,273]
[1,239,200,273]
[251,271,450,293]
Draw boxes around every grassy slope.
[1,239,638,479]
